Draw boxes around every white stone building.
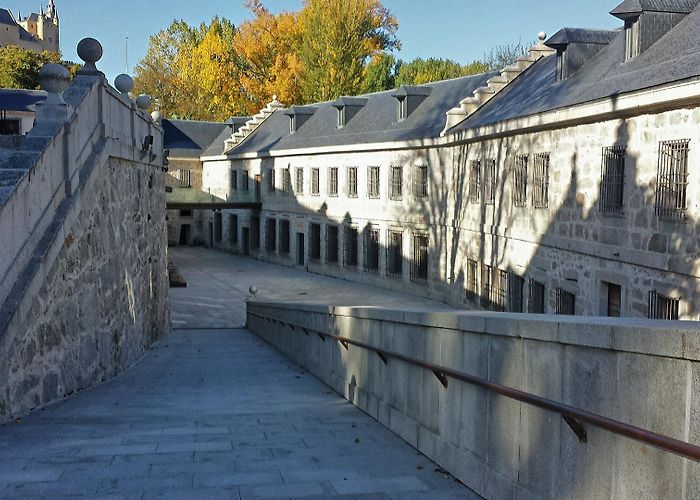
[0,1,59,53]
[194,0,700,320]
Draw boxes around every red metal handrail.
[248,309,700,462]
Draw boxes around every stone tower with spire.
[15,1,60,53]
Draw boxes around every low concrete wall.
[247,301,700,499]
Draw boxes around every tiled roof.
[0,89,46,112]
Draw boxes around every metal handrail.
[248,309,700,462]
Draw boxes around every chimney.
[545,28,618,81]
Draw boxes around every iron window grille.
[414,165,429,199]
[480,264,494,308]
[386,229,403,278]
[532,153,549,208]
[368,166,380,199]
[465,258,478,301]
[310,223,321,260]
[174,169,192,188]
[410,233,429,283]
[654,139,690,220]
[295,168,304,194]
[483,159,496,205]
[279,220,290,254]
[250,216,260,249]
[344,226,359,267]
[231,170,238,191]
[242,171,249,192]
[599,146,626,213]
[265,218,276,252]
[229,215,238,244]
[555,288,576,315]
[508,273,524,313]
[390,166,403,200]
[468,160,480,204]
[0,117,20,135]
[326,225,339,263]
[329,167,339,197]
[311,168,320,196]
[363,227,380,273]
[347,167,358,198]
[268,168,276,192]
[528,279,545,314]
[648,291,679,320]
[513,155,528,207]
[282,168,291,193]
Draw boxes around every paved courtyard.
[0,248,479,499]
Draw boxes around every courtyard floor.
[0,247,479,499]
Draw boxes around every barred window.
[599,146,625,213]
[368,166,380,199]
[267,168,275,192]
[513,155,528,207]
[532,153,549,208]
[347,167,358,198]
[326,225,339,263]
[465,258,478,301]
[655,139,690,220]
[363,226,380,273]
[265,218,276,252]
[648,291,679,320]
[386,229,403,278]
[483,159,496,205]
[555,288,576,315]
[242,171,249,192]
[528,279,545,314]
[311,168,320,196]
[480,264,494,308]
[508,274,524,312]
[295,167,304,194]
[279,220,290,254]
[344,226,358,267]
[414,165,428,198]
[468,160,480,204]
[410,233,429,283]
[310,223,321,260]
[231,170,238,191]
[390,166,403,200]
[329,167,339,197]
[250,215,260,249]
[229,214,238,244]
[173,169,192,188]
[214,213,222,243]
[282,168,291,192]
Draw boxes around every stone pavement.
[0,248,480,499]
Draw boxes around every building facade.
[0,1,59,53]
[195,0,700,320]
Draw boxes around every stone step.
[515,55,536,70]
[501,65,522,81]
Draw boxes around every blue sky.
[5,0,622,83]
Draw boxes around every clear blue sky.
[4,0,621,84]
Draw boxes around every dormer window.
[624,18,640,60]
[545,28,617,81]
[284,105,317,134]
[289,114,296,134]
[331,97,368,128]
[398,98,407,121]
[391,85,431,123]
[337,106,345,128]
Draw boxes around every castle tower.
[17,1,60,53]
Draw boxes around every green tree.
[395,57,489,86]
[0,46,78,90]
[361,53,397,93]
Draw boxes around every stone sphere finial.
[151,110,162,124]
[272,95,277,101]
[136,94,152,111]
[538,32,547,43]
[249,286,258,296]
[77,38,103,73]
[114,74,133,96]
[39,63,70,104]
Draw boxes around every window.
[599,146,626,213]
[368,166,380,199]
[410,233,429,283]
[214,212,222,243]
[282,168,291,193]
[648,291,679,320]
[466,258,478,301]
[326,225,339,263]
[513,155,528,207]
[483,159,496,205]
[337,106,345,128]
[229,215,238,244]
[279,220,290,254]
[364,226,380,273]
[242,171,249,192]
[0,117,20,135]
[268,168,276,192]
[309,223,321,260]
[398,97,407,121]
[624,18,640,61]
[174,169,192,188]
[468,160,480,204]
[295,168,304,194]
[655,139,690,220]
[329,168,339,197]
[480,265,507,311]
[508,274,524,313]
[344,226,358,267]
[250,216,260,249]
[414,165,428,199]
[347,167,358,198]
[265,218,276,252]
[532,153,549,208]
[555,288,575,315]
[528,279,545,314]
[389,166,403,200]
[311,168,320,196]
[386,229,403,278]
[604,282,622,317]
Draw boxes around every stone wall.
[247,301,700,499]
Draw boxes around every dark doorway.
[297,232,305,266]
[179,224,191,246]
[242,227,250,256]
[208,222,213,248]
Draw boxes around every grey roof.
[163,119,230,158]
[451,3,700,132]
[331,96,369,108]
[0,8,15,25]
[201,117,249,157]
[0,89,46,112]
[611,0,699,16]
[545,28,619,48]
[220,72,494,156]
[283,105,318,116]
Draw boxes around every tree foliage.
[395,58,489,86]
[482,40,531,71]
[0,46,79,90]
